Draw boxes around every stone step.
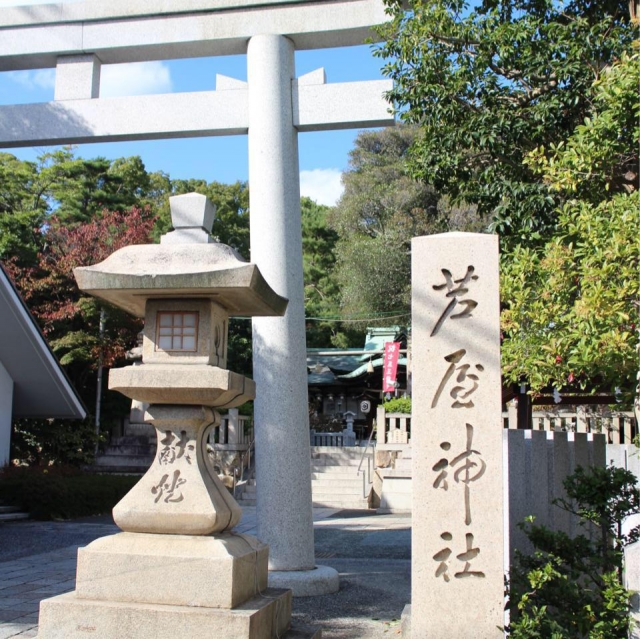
[87,465,149,475]
[0,505,20,514]
[313,486,365,498]
[310,467,361,477]
[95,454,154,466]
[310,460,362,468]
[311,497,370,510]
[236,498,256,506]
[111,435,155,446]
[0,510,30,521]
[311,446,369,455]
[311,454,373,464]
[311,478,363,489]
[102,446,155,456]
[311,449,369,457]
[311,451,371,460]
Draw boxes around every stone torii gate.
[0,0,394,594]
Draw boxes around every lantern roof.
[74,193,288,318]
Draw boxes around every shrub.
[11,417,102,467]
[382,397,412,414]
[0,466,138,520]
[506,465,640,638]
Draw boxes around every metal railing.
[357,423,376,499]
[233,437,255,500]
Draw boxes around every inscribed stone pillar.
[410,232,504,637]
[247,34,337,595]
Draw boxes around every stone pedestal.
[37,590,291,639]
[113,405,241,535]
[408,233,504,637]
[36,405,294,639]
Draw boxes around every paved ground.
[0,508,411,639]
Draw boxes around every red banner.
[383,342,401,393]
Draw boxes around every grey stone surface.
[36,589,291,639]
[411,233,504,637]
[0,0,389,69]
[76,532,268,609]
[0,80,393,148]
[109,365,255,407]
[141,299,230,368]
[0,91,249,148]
[54,55,101,101]
[294,79,392,131]
[0,509,411,639]
[74,243,288,318]
[269,566,339,597]
[168,192,216,232]
[248,34,315,574]
[112,405,242,535]
[400,604,411,637]
[0,80,392,148]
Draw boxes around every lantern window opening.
[156,311,199,352]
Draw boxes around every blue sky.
[0,0,391,206]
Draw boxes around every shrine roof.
[0,263,86,419]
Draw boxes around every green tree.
[330,126,483,325]
[0,153,46,265]
[5,206,157,464]
[0,149,165,265]
[376,0,634,245]
[301,196,360,347]
[500,53,640,399]
[40,149,147,223]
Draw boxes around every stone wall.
[505,429,606,563]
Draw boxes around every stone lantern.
[34,194,310,639]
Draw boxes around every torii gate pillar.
[248,34,322,587]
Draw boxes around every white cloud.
[299,168,343,207]
[4,61,172,99]
[6,68,54,91]
[100,61,172,98]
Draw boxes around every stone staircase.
[0,503,29,522]
[92,435,156,474]
[235,446,375,510]
[310,446,373,510]
[236,475,257,506]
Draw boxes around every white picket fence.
[213,409,252,450]
[503,407,636,444]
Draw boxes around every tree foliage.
[302,197,356,347]
[330,126,485,325]
[500,54,640,399]
[376,0,634,244]
[6,207,156,433]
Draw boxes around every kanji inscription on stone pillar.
[411,232,504,637]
